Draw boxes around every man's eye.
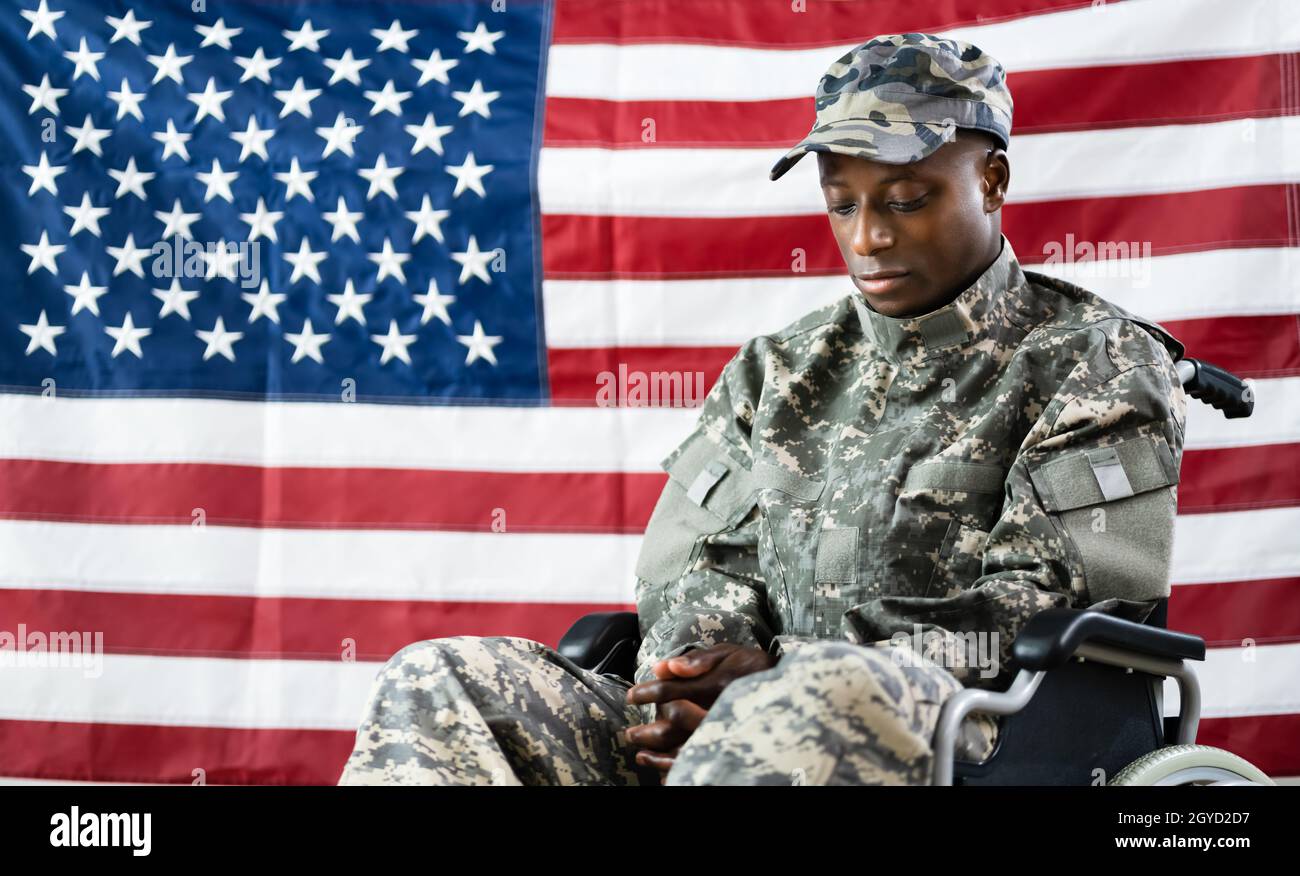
[889,197,926,213]
[829,203,854,216]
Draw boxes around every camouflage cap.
[769,32,1013,181]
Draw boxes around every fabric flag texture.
[0,0,1296,783]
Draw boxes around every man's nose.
[849,210,895,257]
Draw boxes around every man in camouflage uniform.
[338,33,1187,786]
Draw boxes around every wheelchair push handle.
[1175,358,1254,419]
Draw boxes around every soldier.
[338,33,1187,787]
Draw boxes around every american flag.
[0,0,1296,784]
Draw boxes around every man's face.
[817,132,1009,318]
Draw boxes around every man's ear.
[983,149,1010,213]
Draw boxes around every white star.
[22,74,67,116]
[414,278,455,325]
[451,234,496,285]
[327,279,371,325]
[106,9,151,46]
[20,1,64,42]
[242,280,287,324]
[21,151,65,196]
[196,17,242,50]
[108,156,155,200]
[273,77,321,119]
[65,114,110,156]
[364,80,411,116]
[63,271,108,315]
[234,47,282,84]
[371,319,417,365]
[201,239,243,280]
[458,22,505,55]
[358,154,404,201]
[152,119,191,162]
[371,20,417,53]
[274,156,317,202]
[405,112,453,157]
[284,320,331,364]
[106,233,150,278]
[147,43,192,85]
[196,316,243,362]
[457,320,503,365]
[21,230,64,275]
[107,78,146,122]
[154,278,200,320]
[188,77,233,124]
[283,237,326,284]
[412,49,458,86]
[20,310,65,356]
[195,158,238,203]
[445,151,493,198]
[63,37,105,81]
[405,195,450,244]
[368,237,410,285]
[315,112,363,159]
[105,312,151,358]
[283,20,329,52]
[155,198,200,238]
[63,192,109,237]
[452,79,500,119]
[231,116,275,162]
[322,196,362,243]
[324,48,370,85]
[239,197,282,242]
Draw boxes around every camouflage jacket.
[632,233,1187,692]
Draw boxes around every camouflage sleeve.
[842,320,1188,690]
[631,343,777,686]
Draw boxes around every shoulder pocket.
[1026,434,1179,604]
[1028,434,1178,512]
[634,432,757,585]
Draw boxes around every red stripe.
[552,0,1109,46]
[0,459,663,533]
[548,345,731,404]
[1171,577,1300,648]
[2,429,1297,536]
[1195,713,1300,779]
[545,55,1294,146]
[546,317,1300,406]
[1161,314,1300,381]
[1179,444,1300,515]
[542,186,1298,278]
[0,589,631,661]
[0,720,354,785]
[0,709,1293,785]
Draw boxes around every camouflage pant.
[337,635,998,786]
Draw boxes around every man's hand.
[623,644,777,780]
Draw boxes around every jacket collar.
[851,233,1019,368]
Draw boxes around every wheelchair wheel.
[1109,744,1275,786]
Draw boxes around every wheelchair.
[558,357,1276,786]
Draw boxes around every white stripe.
[0,652,381,730]
[539,116,1300,216]
[1171,505,1300,586]
[1183,376,1300,451]
[546,0,1300,100]
[0,641,1293,732]
[0,379,1294,469]
[0,519,641,604]
[0,393,698,471]
[1164,641,1300,719]
[544,248,1300,348]
[0,501,1295,605]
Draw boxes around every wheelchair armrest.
[558,611,640,672]
[1012,607,1205,672]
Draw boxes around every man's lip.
[855,270,910,280]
